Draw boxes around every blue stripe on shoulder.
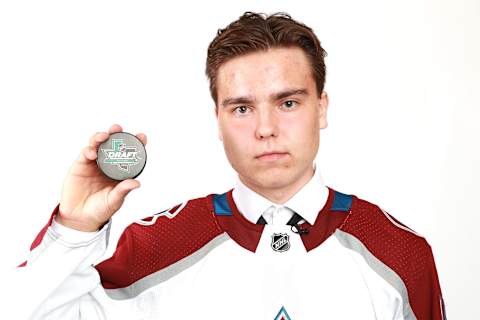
[213,192,232,216]
[330,191,353,212]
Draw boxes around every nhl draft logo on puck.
[96,132,147,181]
[271,233,290,252]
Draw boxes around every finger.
[89,132,109,149]
[108,124,123,134]
[76,146,97,164]
[107,179,141,211]
[136,133,147,146]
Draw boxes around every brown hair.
[205,11,328,106]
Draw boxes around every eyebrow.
[221,88,309,108]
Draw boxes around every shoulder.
[119,193,224,251]
[126,192,224,266]
[354,196,425,240]
[131,193,222,236]
[338,191,436,282]
[125,193,223,246]
[95,193,225,292]
[336,190,446,319]
[344,193,426,240]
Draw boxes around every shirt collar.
[232,162,329,225]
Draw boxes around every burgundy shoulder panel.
[95,195,223,289]
[340,197,445,319]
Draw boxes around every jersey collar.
[209,184,354,253]
[232,162,328,225]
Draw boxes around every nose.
[255,108,278,140]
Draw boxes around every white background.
[0,0,478,318]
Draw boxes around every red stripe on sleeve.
[17,204,60,267]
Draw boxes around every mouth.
[255,152,289,162]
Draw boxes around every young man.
[11,12,446,319]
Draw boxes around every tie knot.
[258,205,294,225]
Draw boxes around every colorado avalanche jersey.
[17,186,446,319]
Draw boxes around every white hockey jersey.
[13,186,447,319]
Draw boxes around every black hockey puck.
[96,132,147,181]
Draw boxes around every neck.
[239,165,315,205]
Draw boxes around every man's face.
[215,47,328,193]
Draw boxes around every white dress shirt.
[232,162,329,225]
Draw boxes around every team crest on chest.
[274,306,292,320]
[271,233,290,252]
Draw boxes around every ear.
[318,91,329,129]
[214,105,223,141]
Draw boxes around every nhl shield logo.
[271,233,290,252]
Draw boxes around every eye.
[281,100,298,110]
[233,106,250,115]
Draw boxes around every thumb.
[107,179,141,212]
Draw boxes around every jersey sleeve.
[94,197,223,299]
[383,209,448,319]
[412,243,447,319]
[2,204,111,320]
[4,198,217,319]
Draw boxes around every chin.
[252,169,292,188]
[260,179,289,190]
[236,160,294,185]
